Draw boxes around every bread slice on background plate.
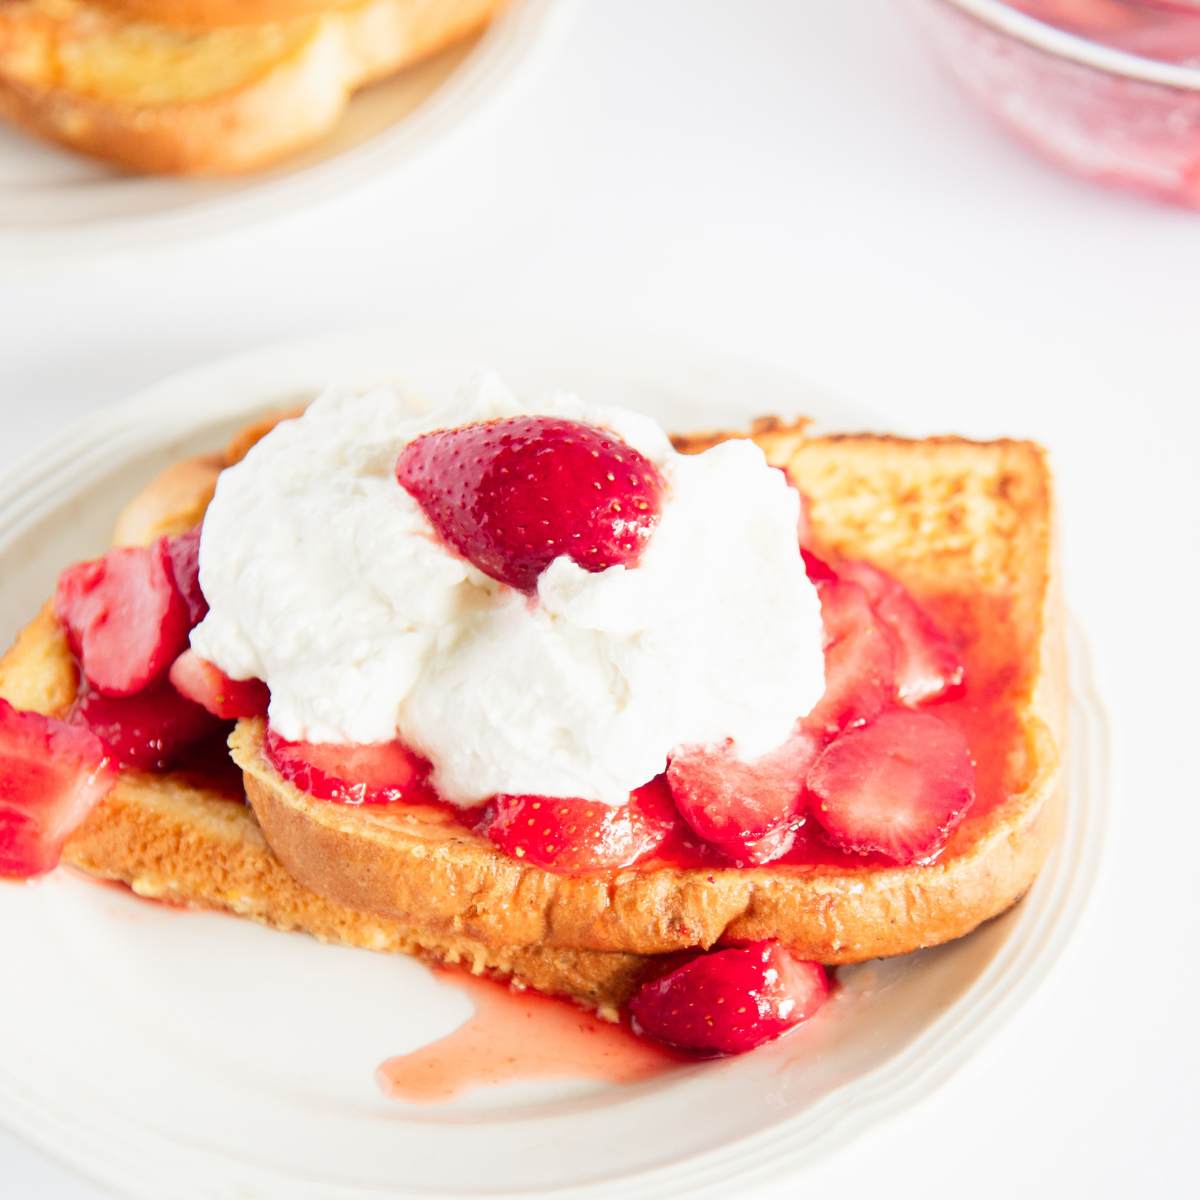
[0,408,1065,1014]
[91,0,366,26]
[0,0,507,174]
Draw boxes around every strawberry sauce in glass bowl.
[914,0,1200,206]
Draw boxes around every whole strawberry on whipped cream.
[190,375,826,808]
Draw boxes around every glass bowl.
[914,0,1200,207]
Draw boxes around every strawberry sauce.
[376,970,682,1103]
[265,562,1029,875]
[171,730,247,800]
[646,587,1026,873]
[916,592,1027,824]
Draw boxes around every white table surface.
[1,1,1197,1196]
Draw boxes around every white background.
[1,1,1197,1196]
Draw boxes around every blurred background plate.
[0,0,572,261]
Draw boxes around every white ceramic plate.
[0,0,570,261]
[0,332,1109,1199]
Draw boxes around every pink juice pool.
[917,0,1200,207]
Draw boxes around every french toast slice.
[235,425,1066,961]
[0,408,1065,993]
[0,0,505,174]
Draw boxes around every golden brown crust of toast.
[0,0,504,175]
[236,428,1067,961]
[93,0,362,28]
[0,604,78,716]
[241,724,1063,962]
[111,453,223,547]
[111,410,300,547]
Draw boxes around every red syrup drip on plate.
[376,969,683,1103]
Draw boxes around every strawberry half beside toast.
[0,407,1065,1030]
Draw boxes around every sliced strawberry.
[160,528,208,627]
[264,730,432,806]
[71,682,222,772]
[801,547,838,584]
[54,543,190,697]
[395,416,665,592]
[805,708,975,864]
[628,940,829,1056]
[481,776,678,872]
[805,578,896,736]
[169,650,268,720]
[0,698,114,877]
[836,560,964,705]
[666,728,822,866]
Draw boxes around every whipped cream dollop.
[191,376,826,807]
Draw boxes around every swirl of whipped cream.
[191,375,826,807]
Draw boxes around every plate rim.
[0,332,1110,1199]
